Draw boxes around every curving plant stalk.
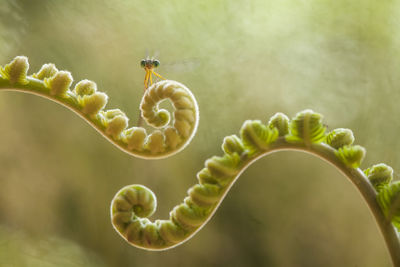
[0,56,199,159]
[1,56,400,266]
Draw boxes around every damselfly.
[140,57,165,90]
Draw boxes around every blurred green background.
[1,0,399,266]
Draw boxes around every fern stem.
[110,137,400,266]
[267,141,400,266]
[217,140,400,266]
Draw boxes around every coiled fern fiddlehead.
[1,56,400,266]
[0,56,199,159]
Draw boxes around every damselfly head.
[140,58,160,69]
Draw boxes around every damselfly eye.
[153,59,160,68]
[140,59,146,68]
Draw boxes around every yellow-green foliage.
[1,1,400,265]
